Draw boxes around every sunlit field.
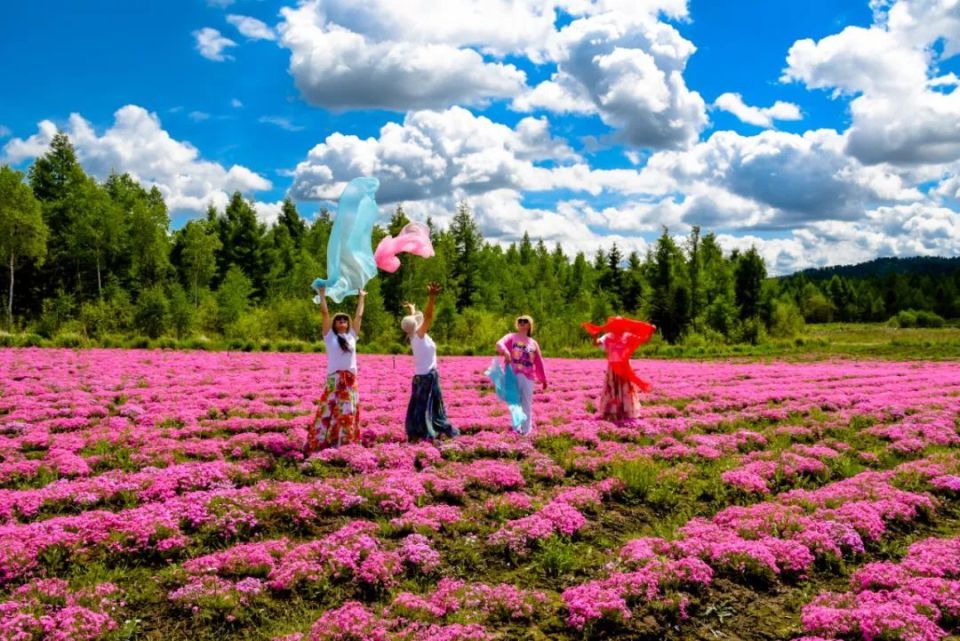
[1,347,959,641]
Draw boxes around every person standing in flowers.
[581,317,656,422]
[401,282,459,442]
[306,286,366,453]
[495,316,548,435]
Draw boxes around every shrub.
[134,286,169,339]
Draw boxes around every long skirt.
[514,374,535,435]
[599,367,641,421]
[405,369,458,441]
[306,370,360,453]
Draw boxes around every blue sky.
[3,0,960,274]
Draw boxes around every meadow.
[1,346,959,641]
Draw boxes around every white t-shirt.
[411,333,437,375]
[324,329,358,375]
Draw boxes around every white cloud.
[2,105,271,213]
[521,8,708,149]
[294,0,558,60]
[227,14,277,41]
[275,0,707,147]
[278,1,528,111]
[189,111,211,122]
[259,116,304,131]
[512,73,596,114]
[783,26,926,97]
[290,107,580,203]
[193,27,237,62]
[0,125,11,138]
[253,200,285,226]
[637,128,922,228]
[2,121,58,161]
[231,98,243,108]
[208,0,235,7]
[783,0,960,166]
[289,106,672,207]
[721,201,960,275]
[713,93,802,128]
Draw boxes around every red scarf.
[581,317,656,391]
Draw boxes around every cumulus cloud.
[2,105,271,213]
[524,9,708,148]
[637,128,921,229]
[227,14,277,41]
[278,0,528,111]
[290,107,581,202]
[274,0,707,147]
[713,93,802,128]
[720,201,960,275]
[0,125,10,138]
[193,27,237,61]
[783,0,960,166]
[253,200,285,226]
[287,105,676,213]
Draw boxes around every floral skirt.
[599,367,641,421]
[405,369,458,441]
[306,370,360,453]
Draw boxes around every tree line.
[0,133,955,354]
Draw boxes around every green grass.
[4,323,960,360]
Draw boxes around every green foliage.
[134,286,169,339]
[217,266,253,330]
[735,247,766,320]
[8,131,960,352]
[0,165,47,327]
[168,284,194,339]
[768,297,806,338]
[893,308,945,328]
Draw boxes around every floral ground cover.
[0,347,959,640]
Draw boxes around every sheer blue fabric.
[485,359,527,429]
[312,177,380,303]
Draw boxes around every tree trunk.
[7,252,14,330]
[96,252,102,299]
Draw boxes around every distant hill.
[788,256,960,280]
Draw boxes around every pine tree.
[449,202,482,311]
[734,247,766,320]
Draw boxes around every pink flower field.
[1,347,959,641]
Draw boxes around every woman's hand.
[427,282,442,296]
[358,289,367,299]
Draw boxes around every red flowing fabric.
[581,317,656,391]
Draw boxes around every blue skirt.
[405,369,458,441]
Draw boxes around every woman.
[402,282,458,442]
[495,316,547,435]
[306,286,366,453]
[582,317,656,422]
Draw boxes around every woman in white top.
[401,282,458,442]
[306,286,366,453]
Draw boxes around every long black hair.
[332,313,353,353]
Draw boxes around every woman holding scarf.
[581,317,656,421]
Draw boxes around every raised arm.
[318,287,332,335]
[353,289,367,336]
[417,282,442,339]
